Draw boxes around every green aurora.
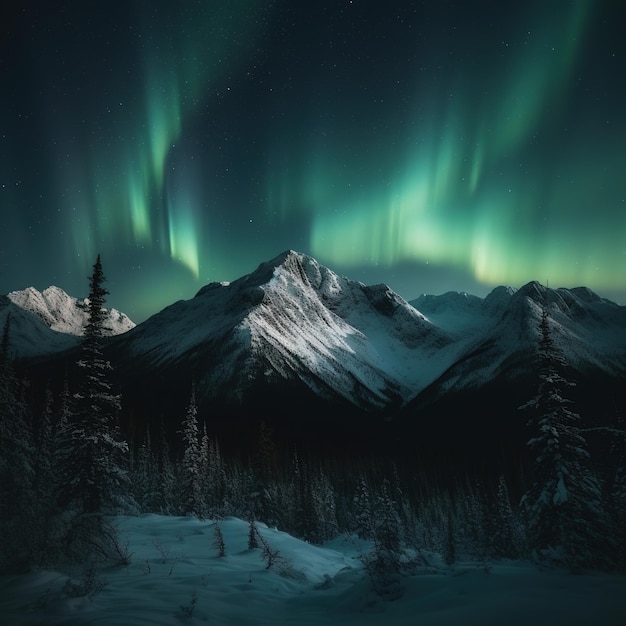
[1,0,624,321]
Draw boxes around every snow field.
[1,515,625,625]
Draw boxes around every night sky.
[1,1,625,322]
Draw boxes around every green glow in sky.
[56,2,267,282]
[2,0,625,321]
[282,0,621,290]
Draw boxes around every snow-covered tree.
[249,420,278,524]
[57,255,128,515]
[289,450,317,542]
[373,479,402,556]
[157,415,178,515]
[247,518,259,549]
[131,424,163,513]
[213,522,226,557]
[521,307,606,570]
[178,384,204,516]
[353,474,374,539]
[312,469,338,542]
[490,474,525,559]
[0,316,36,571]
[0,316,32,518]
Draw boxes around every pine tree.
[34,386,55,496]
[374,479,402,556]
[0,316,36,572]
[157,415,177,515]
[353,474,374,539]
[290,450,317,542]
[57,255,128,515]
[606,413,626,569]
[521,306,606,570]
[490,474,524,558]
[363,479,405,599]
[458,481,488,560]
[0,319,33,498]
[249,420,277,524]
[247,518,259,549]
[132,424,162,513]
[179,383,204,516]
[444,505,456,565]
[213,522,226,557]
[312,469,338,542]
[208,437,227,516]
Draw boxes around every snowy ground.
[1,515,625,625]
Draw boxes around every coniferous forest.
[1,256,625,601]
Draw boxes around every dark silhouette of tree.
[58,255,128,515]
[179,383,204,516]
[0,316,36,571]
[521,306,606,570]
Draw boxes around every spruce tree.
[491,474,524,558]
[179,383,204,516]
[521,306,606,570]
[157,415,177,515]
[132,425,162,513]
[353,474,373,539]
[290,450,317,542]
[213,522,226,557]
[58,255,128,515]
[247,518,259,549]
[0,316,36,571]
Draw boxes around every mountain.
[1,285,135,357]
[105,251,455,442]
[13,251,626,454]
[410,280,626,393]
[403,281,626,460]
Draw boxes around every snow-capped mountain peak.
[9,253,626,423]
[1,285,135,358]
[117,250,452,411]
[7,285,135,336]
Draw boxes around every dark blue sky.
[1,1,625,321]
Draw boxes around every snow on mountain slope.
[1,286,135,358]
[116,251,455,409]
[111,252,626,412]
[10,252,626,413]
[8,286,135,336]
[414,281,626,395]
[0,294,80,357]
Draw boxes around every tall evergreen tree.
[131,424,162,513]
[490,474,524,558]
[0,316,36,571]
[179,383,204,516]
[291,450,320,542]
[33,385,56,500]
[158,415,178,515]
[353,474,374,539]
[0,315,33,514]
[58,255,128,515]
[521,306,606,570]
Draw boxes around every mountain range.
[5,250,626,454]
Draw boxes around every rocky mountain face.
[1,286,134,357]
[110,251,451,410]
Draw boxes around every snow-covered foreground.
[1,515,625,625]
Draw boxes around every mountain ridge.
[1,285,135,358]
[5,251,626,444]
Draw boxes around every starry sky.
[1,1,625,322]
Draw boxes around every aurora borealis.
[1,1,625,321]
